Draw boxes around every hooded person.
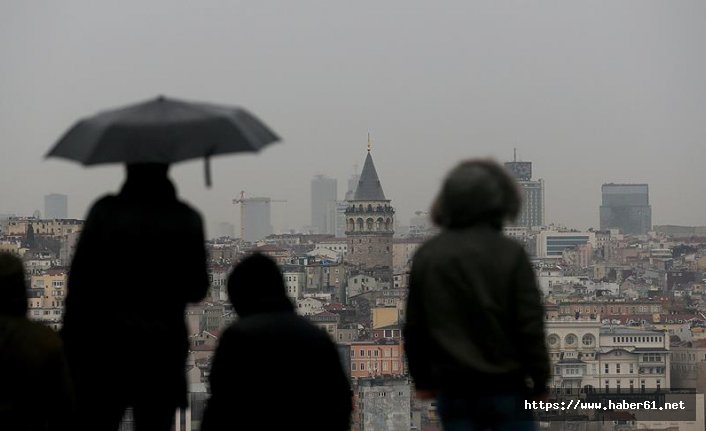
[403,159,549,431]
[201,253,352,431]
[61,163,209,431]
[0,252,73,431]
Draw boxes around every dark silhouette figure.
[61,164,209,431]
[0,252,73,431]
[403,160,549,431]
[201,253,352,431]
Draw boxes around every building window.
[548,335,559,346]
[605,364,609,373]
[616,364,620,374]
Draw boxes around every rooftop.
[352,152,386,201]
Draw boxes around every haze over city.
[2,1,704,235]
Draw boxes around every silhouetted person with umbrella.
[62,163,209,431]
[201,253,352,431]
[404,160,549,431]
[0,252,73,431]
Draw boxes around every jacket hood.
[121,163,176,201]
[431,159,520,229]
[228,253,294,317]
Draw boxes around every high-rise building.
[311,175,337,235]
[600,184,651,235]
[240,197,273,242]
[504,158,544,228]
[345,149,394,276]
[44,194,68,219]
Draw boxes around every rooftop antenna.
[367,132,372,152]
[513,147,517,162]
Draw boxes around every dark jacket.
[0,317,73,430]
[201,313,353,430]
[201,253,352,431]
[403,224,549,396]
[61,174,209,408]
[0,252,73,431]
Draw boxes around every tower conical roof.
[353,152,386,201]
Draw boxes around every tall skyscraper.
[504,157,545,228]
[310,175,337,235]
[240,197,273,242]
[344,148,394,277]
[600,184,651,235]
[44,193,68,219]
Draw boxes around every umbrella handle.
[205,155,212,188]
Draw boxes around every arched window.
[582,334,595,346]
[565,334,577,346]
[547,334,559,347]
[366,218,374,231]
[356,218,364,230]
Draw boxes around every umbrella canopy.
[46,96,280,186]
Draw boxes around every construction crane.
[232,191,287,240]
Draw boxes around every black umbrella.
[46,96,280,186]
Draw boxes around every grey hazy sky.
[1,1,704,236]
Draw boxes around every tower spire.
[367,132,371,152]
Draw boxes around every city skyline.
[0,156,696,238]
[2,1,705,236]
